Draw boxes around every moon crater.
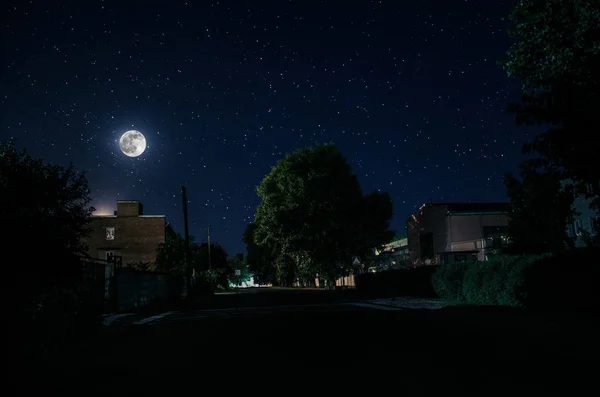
[119,130,146,157]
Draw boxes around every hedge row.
[355,248,600,310]
[355,266,439,298]
[432,254,548,306]
[432,247,600,310]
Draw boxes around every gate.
[80,255,122,313]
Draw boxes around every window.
[106,227,115,240]
[454,254,467,262]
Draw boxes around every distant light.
[93,207,114,216]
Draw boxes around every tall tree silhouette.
[502,0,600,210]
[504,159,576,254]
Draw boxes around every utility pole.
[182,185,191,297]
[207,224,212,293]
[207,224,212,270]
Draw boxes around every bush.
[464,254,549,306]
[431,263,466,301]
[432,249,600,310]
[522,247,600,311]
[355,267,439,298]
[13,283,105,365]
[433,254,549,306]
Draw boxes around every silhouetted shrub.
[521,247,600,311]
[432,249,600,310]
[355,266,439,298]
[16,283,105,364]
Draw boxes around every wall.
[406,204,448,263]
[408,205,509,263]
[449,213,508,260]
[449,214,508,243]
[115,268,183,311]
[83,215,166,266]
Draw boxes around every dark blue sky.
[2,0,536,255]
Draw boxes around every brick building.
[83,200,167,268]
[406,202,509,265]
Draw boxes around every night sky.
[2,0,537,255]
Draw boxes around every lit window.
[106,227,115,240]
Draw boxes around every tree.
[228,253,252,286]
[228,253,245,270]
[155,233,231,289]
[243,222,277,285]
[1,140,95,305]
[155,230,190,275]
[502,0,600,210]
[351,190,395,257]
[195,242,231,289]
[1,139,96,360]
[251,143,394,284]
[504,158,576,254]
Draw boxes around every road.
[33,292,596,394]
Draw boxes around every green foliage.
[462,254,550,306]
[195,268,230,291]
[155,231,231,289]
[243,222,277,285]
[433,254,550,306]
[503,0,600,92]
[249,143,394,284]
[155,231,190,275]
[504,159,576,254]
[431,263,465,302]
[502,0,600,210]
[228,253,252,285]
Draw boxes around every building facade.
[370,238,410,271]
[83,200,167,268]
[406,202,509,265]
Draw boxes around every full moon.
[119,130,147,157]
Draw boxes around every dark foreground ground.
[18,288,600,393]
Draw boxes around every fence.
[80,256,112,303]
[115,267,184,311]
[79,256,184,312]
